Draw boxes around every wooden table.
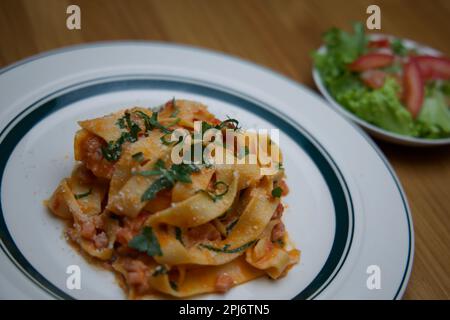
[0,0,449,300]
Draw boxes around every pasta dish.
[46,99,300,298]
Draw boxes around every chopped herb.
[128,226,162,257]
[124,111,141,140]
[101,133,128,161]
[218,118,240,130]
[132,152,145,163]
[200,118,240,138]
[226,219,238,235]
[135,110,172,134]
[169,280,178,291]
[274,239,285,247]
[116,117,126,129]
[170,163,201,183]
[170,98,180,117]
[160,134,172,145]
[102,111,142,162]
[199,240,256,254]
[160,134,183,146]
[391,38,408,56]
[271,186,283,198]
[175,227,184,245]
[141,176,173,201]
[74,188,92,200]
[152,265,168,276]
[212,181,229,197]
[166,118,181,127]
[199,181,229,202]
[134,169,163,177]
[139,160,201,201]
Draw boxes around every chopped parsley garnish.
[132,152,145,163]
[200,118,240,137]
[166,118,181,127]
[169,280,178,291]
[102,109,175,162]
[175,227,184,245]
[199,181,229,202]
[74,188,92,200]
[128,226,162,257]
[217,117,240,130]
[135,110,172,134]
[102,111,142,162]
[152,265,168,276]
[226,219,239,235]
[199,240,256,254]
[271,186,283,198]
[391,38,408,56]
[136,160,201,201]
[160,134,172,145]
[170,98,180,117]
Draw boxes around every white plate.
[313,34,450,146]
[0,42,413,299]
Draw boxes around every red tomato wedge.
[360,70,387,89]
[403,60,424,118]
[413,56,450,80]
[348,53,395,72]
[368,39,390,49]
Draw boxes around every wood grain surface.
[0,0,449,299]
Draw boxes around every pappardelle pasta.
[46,99,300,298]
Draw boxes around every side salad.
[313,22,450,139]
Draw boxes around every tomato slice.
[348,53,395,72]
[413,56,450,80]
[368,39,390,49]
[360,70,387,89]
[403,60,424,118]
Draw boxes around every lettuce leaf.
[313,22,367,93]
[416,86,450,138]
[337,78,417,136]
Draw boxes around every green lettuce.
[416,85,450,138]
[337,78,417,136]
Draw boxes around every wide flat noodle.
[147,256,263,298]
[68,165,108,215]
[225,177,279,247]
[78,110,125,143]
[77,212,119,261]
[151,177,279,266]
[159,100,216,123]
[171,167,215,203]
[78,107,153,143]
[46,178,81,219]
[245,220,300,279]
[145,168,238,228]
[107,133,170,217]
